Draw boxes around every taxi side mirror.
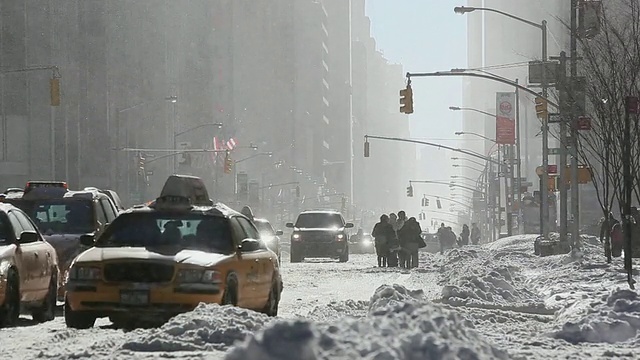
[275,230,284,236]
[19,231,39,244]
[239,239,260,252]
[285,222,294,228]
[345,223,355,228]
[80,234,95,247]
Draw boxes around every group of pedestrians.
[371,211,425,268]
[436,222,481,254]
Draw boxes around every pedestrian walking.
[372,214,393,267]
[460,224,470,246]
[470,223,481,245]
[403,217,422,268]
[396,211,408,268]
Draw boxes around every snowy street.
[2,236,640,359]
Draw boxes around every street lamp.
[451,157,486,168]
[454,4,549,239]
[454,131,496,143]
[449,106,497,118]
[173,122,224,172]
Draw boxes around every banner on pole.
[496,92,516,144]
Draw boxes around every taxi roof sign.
[160,175,213,206]
[25,181,67,192]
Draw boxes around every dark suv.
[286,210,353,263]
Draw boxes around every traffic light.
[535,96,548,119]
[224,152,232,174]
[364,140,370,157]
[399,84,414,114]
[406,185,414,197]
[421,196,429,207]
[50,78,60,106]
[341,197,346,213]
[295,185,300,198]
[436,198,442,209]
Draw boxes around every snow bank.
[121,303,273,352]
[438,245,554,315]
[306,299,369,321]
[554,288,640,344]
[225,284,509,360]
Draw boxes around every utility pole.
[570,0,581,249]
[515,79,522,235]
[540,20,550,240]
[557,51,569,245]
[624,96,639,289]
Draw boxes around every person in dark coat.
[402,217,422,268]
[372,214,394,267]
[396,211,409,268]
[460,224,470,246]
[470,223,481,245]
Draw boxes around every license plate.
[120,290,149,305]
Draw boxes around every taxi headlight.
[292,233,301,241]
[69,266,101,281]
[176,269,221,283]
[336,234,345,241]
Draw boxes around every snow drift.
[225,284,509,360]
[122,303,273,352]
[554,288,640,344]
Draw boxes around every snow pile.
[121,303,273,352]
[225,284,509,360]
[554,288,640,344]
[438,241,553,314]
[306,299,369,321]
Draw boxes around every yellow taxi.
[0,203,59,327]
[63,175,283,329]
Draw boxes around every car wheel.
[339,247,349,263]
[262,279,280,317]
[0,270,20,327]
[32,273,57,323]
[64,298,96,329]
[222,275,238,306]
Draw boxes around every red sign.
[627,96,639,114]
[496,92,516,145]
[577,116,591,130]
[547,165,558,174]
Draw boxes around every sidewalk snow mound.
[307,299,369,321]
[225,284,509,360]
[122,303,272,352]
[439,245,552,314]
[554,288,640,344]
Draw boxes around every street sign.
[548,165,558,174]
[498,172,505,177]
[528,61,560,85]
[549,113,562,123]
[577,116,592,130]
[535,166,545,176]
[548,148,561,155]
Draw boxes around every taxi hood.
[0,244,16,260]
[74,246,232,267]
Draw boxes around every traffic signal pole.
[570,0,581,249]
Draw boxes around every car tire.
[339,247,349,263]
[0,270,20,327]
[32,273,57,323]
[262,278,280,317]
[222,275,238,306]
[64,298,96,329]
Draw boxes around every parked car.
[0,203,59,327]
[64,175,283,329]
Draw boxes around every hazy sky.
[366,1,469,225]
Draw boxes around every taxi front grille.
[103,262,175,283]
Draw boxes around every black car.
[286,210,354,263]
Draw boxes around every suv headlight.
[336,234,345,241]
[176,269,221,283]
[68,266,101,281]
[292,233,301,241]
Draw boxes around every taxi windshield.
[295,213,343,229]
[97,213,233,252]
[30,200,94,235]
